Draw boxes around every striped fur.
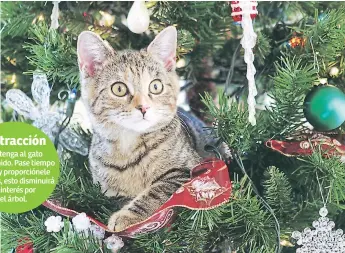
[78,27,201,231]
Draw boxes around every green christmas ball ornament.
[303,85,345,131]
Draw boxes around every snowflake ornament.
[72,212,91,232]
[292,206,345,253]
[5,73,88,156]
[44,216,64,232]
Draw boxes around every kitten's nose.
[136,105,150,116]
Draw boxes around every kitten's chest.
[105,163,152,197]
[90,137,159,197]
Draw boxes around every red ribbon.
[43,158,232,238]
[266,135,345,157]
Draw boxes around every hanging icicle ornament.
[5,73,89,156]
[230,1,258,126]
[127,1,150,34]
[292,206,345,252]
[50,1,60,30]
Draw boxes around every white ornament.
[44,216,64,232]
[127,1,150,34]
[329,66,340,77]
[238,1,258,126]
[104,234,124,253]
[5,73,89,156]
[89,224,105,240]
[292,206,345,252]
[50,1,60,30]
[72,213,91,232]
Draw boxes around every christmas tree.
[1,1,345,252]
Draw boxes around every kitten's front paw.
[108,209,142,232]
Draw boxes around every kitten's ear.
[77,31,114,77]
[147,26,177,71]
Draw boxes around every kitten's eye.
[111,82,128,97]
[149,80,163,95]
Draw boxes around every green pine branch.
[255,32,272,67]
[1,209,58,252]
[295,147,345,206]
[302,8,345,64]
[24,24,80,89]
[265,55,318,137]
[263,166,296,219]
[214,176,277,253]
[201,92,255,153]
[1,2,46,38]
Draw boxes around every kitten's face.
[77,27,179,134]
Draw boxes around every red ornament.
[82,12,88,17]
[16,238,33,253]
[43,158,232,238]
[230,1,258,22]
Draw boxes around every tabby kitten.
[77,27,201,232]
